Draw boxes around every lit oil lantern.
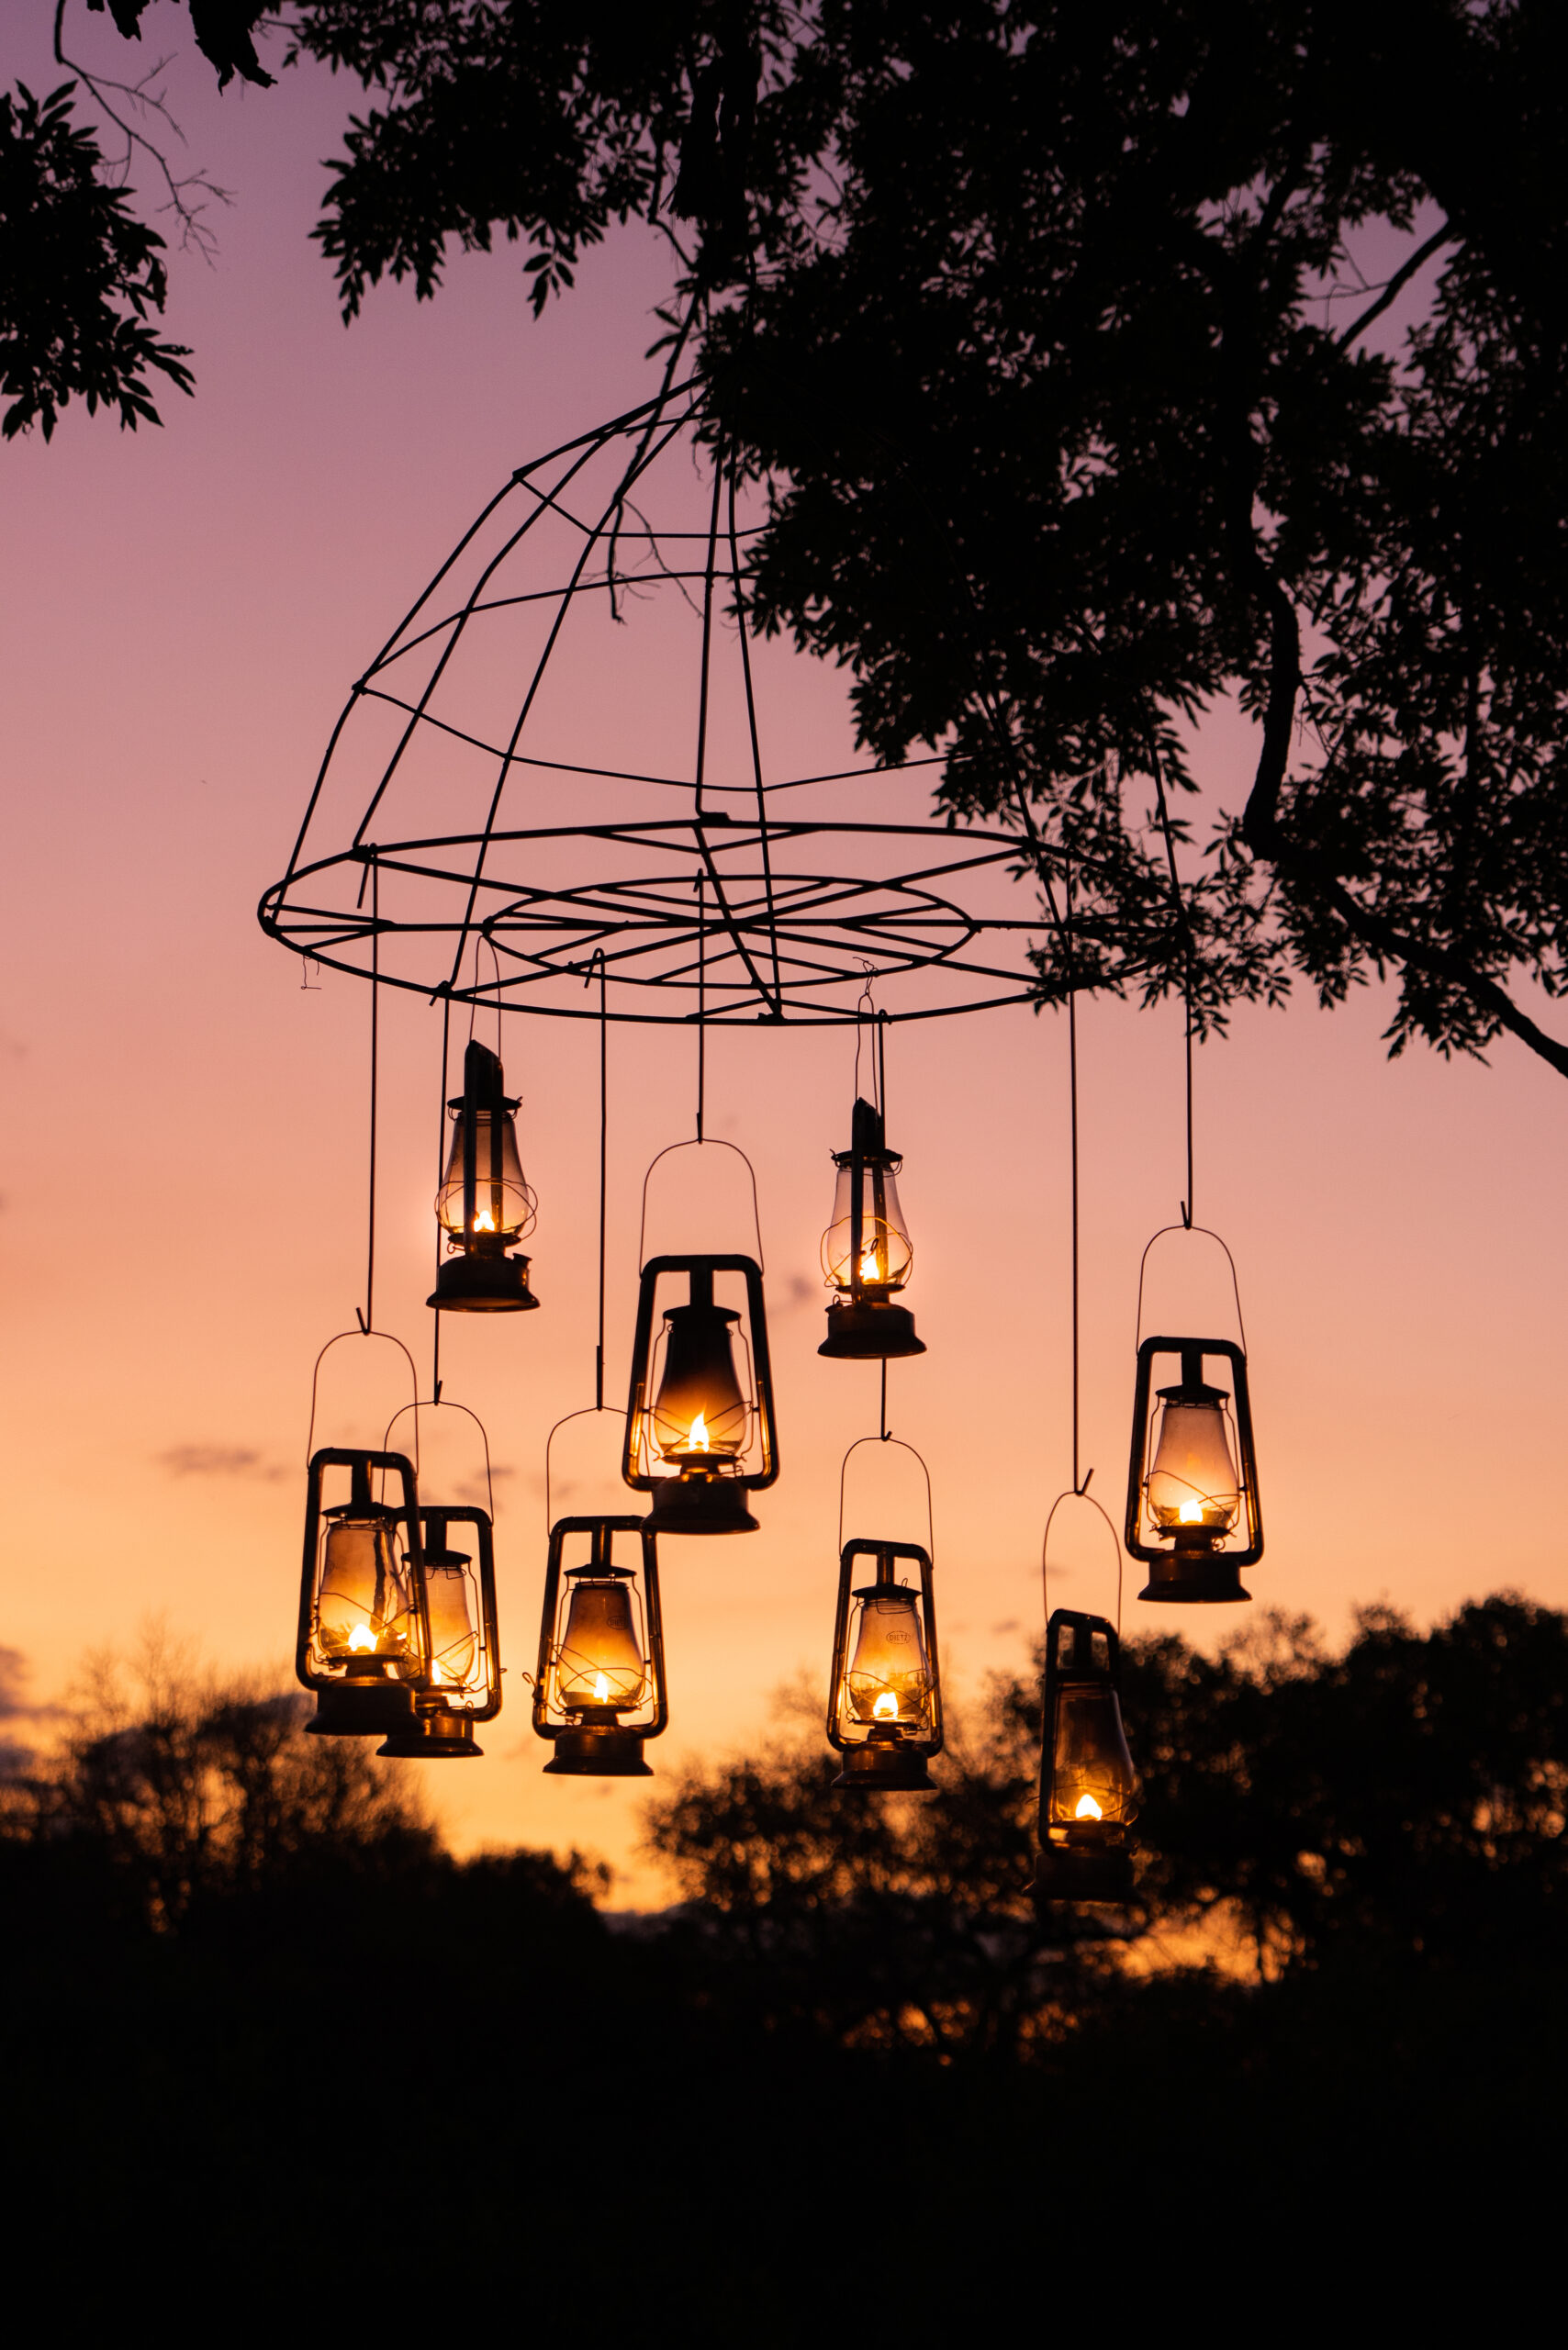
[428,1038,540,1313]
[1035,1608,1139,1901]
[826,1539,943,1789]
[622,1255,778,1533]
[376,1505,503,1759]
[297,1448,428,1738]
[1125,1337,1261,1602]
[532,1516,667,1775]
[819,1098,924,1360]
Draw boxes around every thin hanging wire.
[1149,743,1197,1226]
[726,454,784,1016]
[1066,856,1088,1498]
[355,850,379,1334]
[431,986,452,1401]
[696,870,706,1139]
[586,949,609,1409]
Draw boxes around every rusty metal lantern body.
[533,1516,667,1776]
[376,1504,503,1759]
[1035,1608,1139,1903]
[429,1038,540,1313]
[622,1255,778,1534]
[819,1098,924,1361]
[827,1538,943,1791]
[1126,1337,1262,1603]
[297,1448,430,1738]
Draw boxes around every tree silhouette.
[20,6,1568,1081]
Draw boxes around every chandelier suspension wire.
[355,849,379,1335]
[588,948,609,1410]
[1067,854,1085,1498]
[431,983,451,1400]
[1149,744,1197,1227]
[726,455,784,1013]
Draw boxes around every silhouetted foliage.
[0,79,193,437]
[5,1598,1565,2294]
[27,6,1568,1082]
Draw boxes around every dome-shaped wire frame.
[258,381,1048,1026]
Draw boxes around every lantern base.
[543,1726,653,1777]
[1033,1839,1136,1904]
[376,1708,484,1759]
[832,1740,936,1792]
[647,1475,759,1535]
[818,1298,926,1360]
[1137,1545,1250,1605]
[427,1251,540,1313]
[305,1676,416,1737]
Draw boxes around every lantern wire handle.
[1041,1486,1126,1637]
[837,1434,935,1563]
[383,1395,495,1524]
[305,1326,420,1472]
[1133,1222,1250,1358]
[543,1404,622,1536]
[637,1136,765,1273]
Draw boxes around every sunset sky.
[5,11,1566,1901]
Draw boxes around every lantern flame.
[688,1412,710,1453]
[1177,1498,1204,1525]
[474,1207,496,1234]
[347,1625,377,1654]
[592,1672,610,1704]
[872,1692,899,1721]
[1075,1794,1103,1820]
[859,1247,880,1282]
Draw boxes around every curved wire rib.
[259,391,1097,1026]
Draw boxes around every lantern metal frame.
[429,1036,540,1314]
[826,1536,943,1791]
[375,1502,503,1759]
[532,1515,668,1776]
[622,1252,778,1534]
[1034,1607,1138,1904]
[1125,1334,1262,1603]
[819,1095,925,1361]
[297,1446,431,1738]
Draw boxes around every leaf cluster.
[0,79,194,439]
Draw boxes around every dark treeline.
[5,1597,1563,2306]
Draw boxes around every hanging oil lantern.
[429,1038,540,1312]
[532,1515,667,1775]
[297,1448,428,1736]
[622,1255,778,1532]
[376,1504,503,1759]
[827,1539,943,1789]
[1125,1337,1262,1601]
[1035,1608,1139,1901]
[819,1097,924,1360]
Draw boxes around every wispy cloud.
[157,1445,286,1483]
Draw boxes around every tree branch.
[1335,222,1454,349]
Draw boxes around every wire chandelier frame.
[258,379,1054,1026]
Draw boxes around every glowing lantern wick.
[347,1625,377,1654]
[592,1672,610,1704]
[688,1412,710,1453]
[1075,1794,1103,1821]
[1177,1498,1204,1525]
[860,1246,880,1282]
[872,1692,899,1722]
[474,1206,496,1234]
